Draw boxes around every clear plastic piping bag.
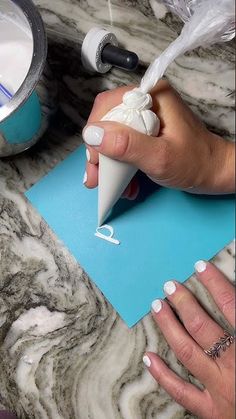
[139,0,235,94]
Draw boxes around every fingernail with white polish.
[152,299,162,313]
[143,355,151,368]
[86,148,90,162]
[83,126,104,146]
[195,260,207,273]
[164,281,176,296]
[83,171,87,184]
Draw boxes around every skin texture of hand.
[83,80,235,197]
[143,261,235,419]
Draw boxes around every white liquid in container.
[0,0,33,98]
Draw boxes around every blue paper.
[25,145,235,327]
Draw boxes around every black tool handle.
[101,44,139,71]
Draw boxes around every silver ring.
[204,330,235,360]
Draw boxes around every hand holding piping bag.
[83,81,235,201]
[83,0,235,226]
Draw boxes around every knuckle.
[94,91,109,105]
[153,79,170,93]
[148,141,172,178]
[206,274,217,286]
[113,130,130,158]
[177,341,194,365]
[173,382,186,405]
[219,291,235,315]
[187,315,209,336]
[160,79,171,89]
[158,143,173,175]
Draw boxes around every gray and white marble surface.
[0,1,235,418]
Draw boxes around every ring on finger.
[204,330,235,360]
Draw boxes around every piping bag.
[98,0,235,227]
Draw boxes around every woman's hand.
[82,81,235,196]
[143,261,235,419]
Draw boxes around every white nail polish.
[83,126,104,146]
[164,281,176,296]
[195,260,207,273]
[151,299,162,313]
[86,148,91,162]
[143,355,151,367]
[83,171,87,184]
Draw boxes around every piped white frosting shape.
[95,225,120,245]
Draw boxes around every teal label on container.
[0,92,42,144]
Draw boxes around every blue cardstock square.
[25,145,235,327]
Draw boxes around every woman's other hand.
[143,261,235,419]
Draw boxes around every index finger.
[87,85,135,123]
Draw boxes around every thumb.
[82,121,167,178]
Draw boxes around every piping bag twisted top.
[123,89,152,110]
[101,89,160,136]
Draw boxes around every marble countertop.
[0,1,235,418]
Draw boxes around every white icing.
[0,1,33,98]
[102,89,160,136]
[95,225,120,245]
[98,89,160,226]
[123,89,152,110]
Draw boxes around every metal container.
[0,0,49,157]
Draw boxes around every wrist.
[203,134,235,194]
